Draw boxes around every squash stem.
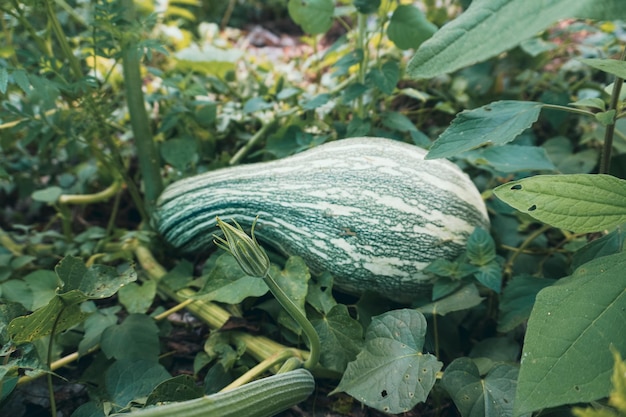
[599,45,626,174]
[262,272,320,370]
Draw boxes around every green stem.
[356,13,367,119]
[540,103,595,118]
[599,46,626,174]
[121,27,163,217]
[262,273,320,370]
[47,305,67,417]
[44,0,82,80]
[229,120,276,165]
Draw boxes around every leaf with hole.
[493,174,626,233]
[442,357,519,417]
[515,251,626,415]
[331,309,442,413]
[427,101,542,159]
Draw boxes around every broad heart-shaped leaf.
[105,359,170,411]
[514,251,626,416]
[580,58,626,80]
[406,0,626,79]
[287,0,334,35]
[365,61,400,95]
[387,5,437,50]
[466,227,496,266]
[332,309,442,414]
[442,357,519,417]
[118,280,157,314]
[426,101,542,159]
[100,314,161,361]
[311,304,363,373]
[493,174,626,233]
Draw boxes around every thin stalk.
[599,46,626,174]
[356,13,367,118]
[120,0,163,216]
[229,120,275,165]
[540,103,595,118]
[44,0,82,79]
[262,273,320,370]
[503,224,552,278]
[58,180,122,205]
[46,306,68,417]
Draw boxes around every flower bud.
[214,217,271,278]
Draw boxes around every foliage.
[2,0,626,416]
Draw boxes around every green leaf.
[55,255,88,292]
[465,145,556,173]
[307,271,337,315]
[78,307,120,356]
[595,109,617,126]
[571,225,626,270]
[474,261,503,293]
[243,96,273,114]
[288,0,334,35]
[146,375,204,405]
[515,251,626,415]
[580,58,626,79]
[442,357,519,417]
[332,309,442,414]
[100,314,161,361]
[493,174,626,233]
[353,0,380,14]
[0,68,8,94]
[406,0,626,79]
[466,228,496,266]
[105,359,170,411]
[498,275,556,333]
[570,97,606,111]
[381,112,417,133]
[8,296,90,344]
[387,5,437,50]
[341,83,369,103]
[417,284,484,316]
[312,304,363,373]
[173,45,242,78]
[196,254,269,303]
[23,270,59,310]
[427,101,542,159]
[118,280,157,314]
[274,256,310,334]
[31,186,62,203]
[12,69,30,93]
[365,61,400,95]
[302,93,331,110]
[160,137,198,170]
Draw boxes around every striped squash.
[155,137,489,302]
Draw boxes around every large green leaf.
[100,314,161,361]
[196,254,269,303]
[288,0,334,35]
[332,309,442,414]
[105,359,171,411]
[426,101,542,159]
[464,145,556,173]
[493,174,626,233]
[442,357,519,417]
[514,251,626,415]
[387,5,437,50]
[417,284,484,316]
[312,304,363,373]
[580,58,626,79]
[407,0,626,79]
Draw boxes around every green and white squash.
[155,137,489,302]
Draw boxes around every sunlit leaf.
[515,252,626,415]
[407,0,626,79]
[332,309,442,414]
[494,174,626,233]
